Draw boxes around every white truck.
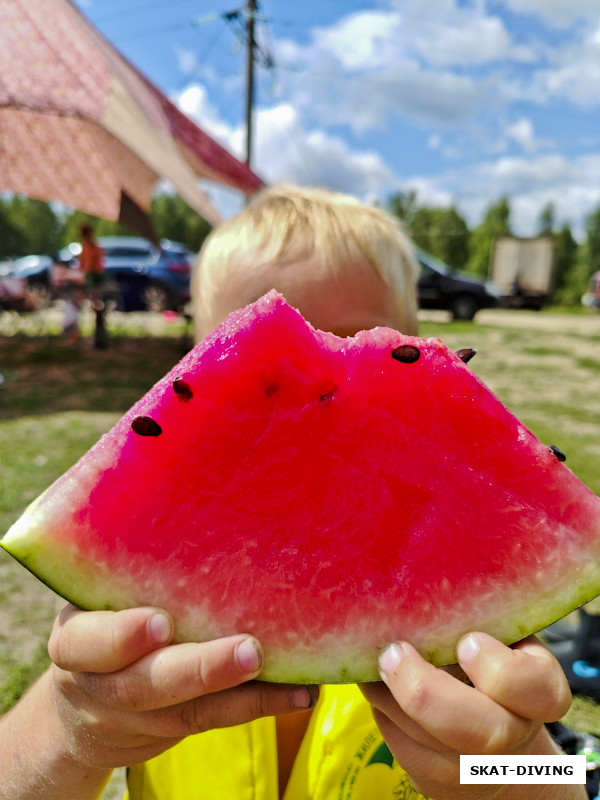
[489,235,554,310]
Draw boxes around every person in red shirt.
[79,224,105,288]
[79,223,108,348]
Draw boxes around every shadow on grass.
[0,334,192,421]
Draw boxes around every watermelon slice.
[3,291,600,683]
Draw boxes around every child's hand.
[47,604,317,769]
[361,632,577,800]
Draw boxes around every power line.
[113,19,198,42]
[93,0,205,23]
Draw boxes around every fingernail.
[148,612,172,645]
[457,633,480,666]
[379,642,408,679]
[236,637,263,674]
[291,686,319,709]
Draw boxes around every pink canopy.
[0,0,264,230]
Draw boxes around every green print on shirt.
[392,774,430,800]
[336,729,428,800]
[367,741,395,768]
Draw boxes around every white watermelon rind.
[4,492,600,683]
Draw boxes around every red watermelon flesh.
[3,290,600,683]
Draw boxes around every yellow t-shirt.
[125,684,430,800]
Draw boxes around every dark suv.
[417,250,500,321]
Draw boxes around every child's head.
[192,184,419,341]
[80,223,95,241]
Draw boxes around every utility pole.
[244,0,257,168]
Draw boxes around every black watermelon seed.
[265,383,278,397]
[320,384,339,402]
[456,348,477,364]
[173,377,193,400]
[391,345,420,363]
[548,444,567,462]
[131,416,162,437]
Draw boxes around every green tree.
[552,206,600,306]
[561,242,595,306]
[150,194,212,252]
[426,207,470,270]
[405,206,434,252]
[0,198,22,259]
[551,224,579,305]
[60,211,129,246]
[537,202,555,235]
[387,189,420,229]
[388,195,470,270]
[585,204,600,276]
[6,197,62,256]
[467,197,512,278]
[60,195,212,251]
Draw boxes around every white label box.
[460,755,586,784]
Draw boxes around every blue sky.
[75,0,600,238]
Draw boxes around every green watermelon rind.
[4,494,600,683]
[1,489,135,611]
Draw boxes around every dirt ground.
[422,306,600,335]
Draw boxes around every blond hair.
[192,184,419,341]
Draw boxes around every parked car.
[76,236,193,312]
[9,254,55,308]
[416,250,501,320]
[11,237,194,312]
[160,239,196,271]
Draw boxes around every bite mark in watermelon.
[3,291,600,683]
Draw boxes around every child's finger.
[361,681,454,753]
[72,635,265,711]
[48,605,175,673]
[375,640,536,755]
[456,632,572,722]
[151,681,318,738]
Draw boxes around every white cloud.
[377,148,600,239]
[280,49,482,132]
[201,183,246,221]
[270,3,541,135]
[311,11,404,72]
[505,117,552,153]
[253,104,395,198]
[448,152,600,237]
[177,84,239,151]
[501,0,600,28]
[410,10,515,67]
[401,177,455,210]
[530,27,600,108]
[181,82,600,239]
[384,0,539,66]
[173,3,600,237]
[270,0,600,140]
[174,47,198,77]
[178,90,398,208]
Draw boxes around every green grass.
[0,319,187,717]
[0,644,50,715]
[1,309,599,737]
